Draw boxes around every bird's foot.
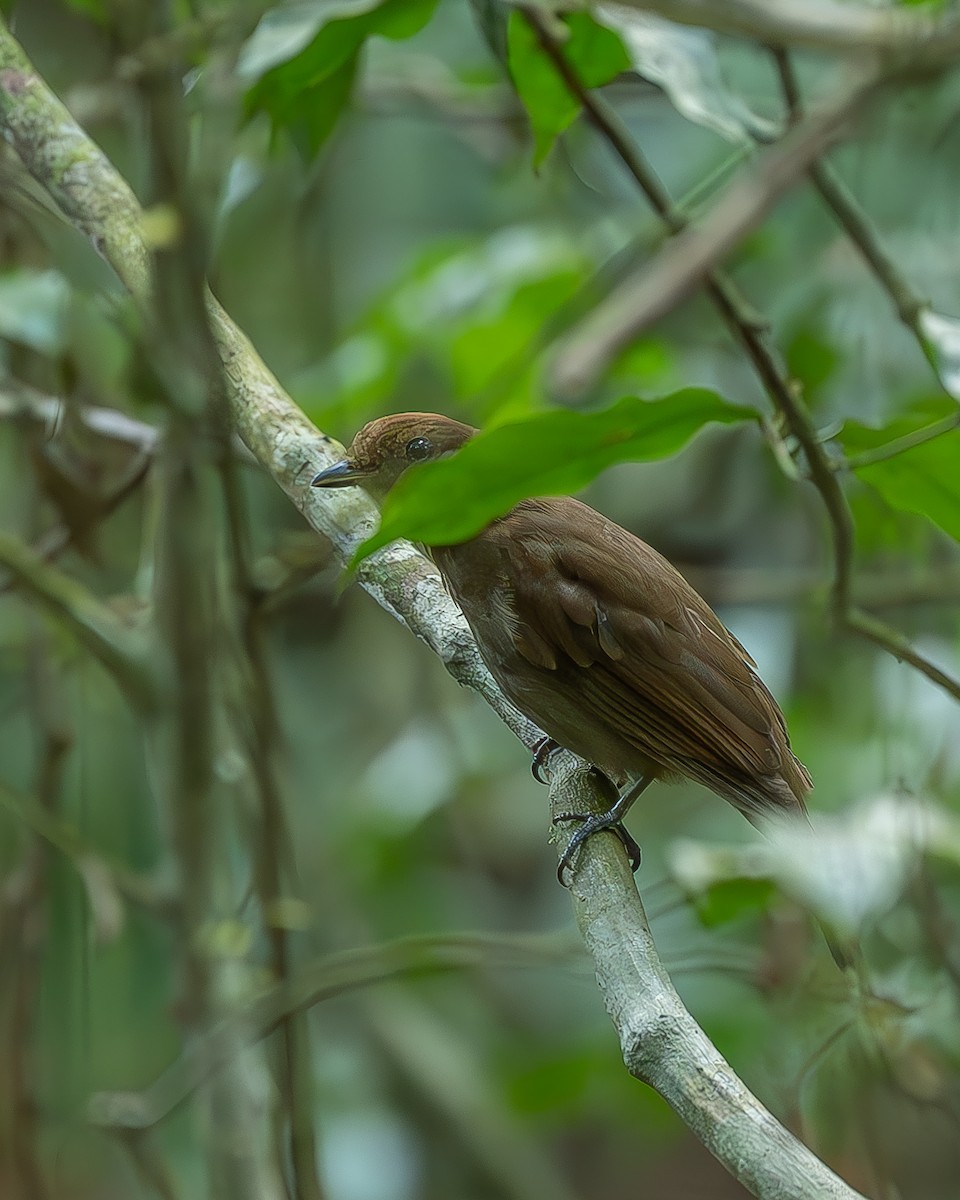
[554,811,642,885]
[530,737,561,784]
[554,770,652,885]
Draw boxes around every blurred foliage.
[1,1,960,1200]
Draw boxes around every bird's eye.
[405,436,433,461]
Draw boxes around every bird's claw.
[554,810,642,886]
[530,737,560,784]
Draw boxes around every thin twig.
[546,55,881,396]
[772,51,949,392]
[88,930,579,1129]
[845,414,960,470]
[767,51,960,703]
[219,423,323,1200]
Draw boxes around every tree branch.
[550,761,864,1200]
[0,531,156,705]
[88,931,577,1130]
[0,16,867,1198]
[547,60,882,395]
[566,0,960,60]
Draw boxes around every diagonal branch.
[771,49,960,468]
[0,17,867,1198]
[546,53,882,396]
[0,531,156,705]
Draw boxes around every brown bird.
[313,412,812,880]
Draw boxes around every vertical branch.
[2,636,69,1200]
[220,456,324,1200]
[133,13,290,1200]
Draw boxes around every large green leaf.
[507,10,630,165]
[242,0,439,155]
[855,431,960,543]
[353,389,753,562]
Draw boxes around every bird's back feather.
[435,496,811,818]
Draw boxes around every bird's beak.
[311,459,370,488]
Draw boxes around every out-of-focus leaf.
[594,5,778,145]
[239,0,390,79]
[0,269,70,355]
[242,0,440,155]
[855,432,960,543]
[217,157,263,226]
[694,877,776,929]
[918,308,960,400]
[298,225,593,427]
[507,10,630,165]
[669,797,960,940]
[63,0,106,20]
[353,389,753,562]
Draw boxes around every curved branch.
[0,17,866,1199]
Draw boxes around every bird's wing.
[494,498,789,780]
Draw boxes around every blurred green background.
[1,1,960,1198]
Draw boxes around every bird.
[312,411,813,883]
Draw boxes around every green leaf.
[62,0,107,20]
[855,431,960,543]
[918,308,960,400]
[353,389,754,563]
[594,5,778,145]
[507,10,630,165]
[242,0,439,155]
[0,269,70,355]
[694,877,776,929]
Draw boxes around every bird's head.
[311,412,477,503]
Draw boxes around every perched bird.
[313,412,812,880]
